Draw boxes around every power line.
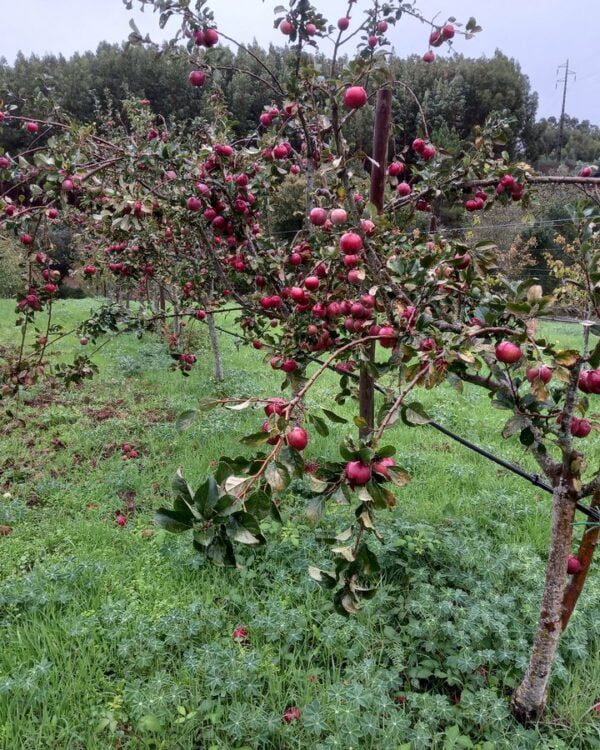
[556,59,576,163]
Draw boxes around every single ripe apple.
[309,207,328,226]
[495,341,522,364]
[286,427,309,451]
[343,86,368,109]
[188,70,206,87]
[330,208,348,225]
[345,460,371,486]
[339,232,363,254]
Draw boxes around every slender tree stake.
[360,87,392,440]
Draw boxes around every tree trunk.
[561,490,600,629]
[511,480,576,722]
[207,313,224,382]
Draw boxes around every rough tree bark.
[207,312,224,382]
[511,479,577,722]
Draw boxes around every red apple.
[339,232,363,254]
[280,19,295,35]
[286,427,308,451]
[441,23,455,39]
[378,326,397,348]
[372,456,395,479]
[423,50,435,63]
[454,252,470,269]
[304,276,319,291]
[338,17,350,30]
[526,365,552,385]
[580,166,592,177]
[186,196,202,211]
[421,145,436,161]
[188,70,206,87]
[204,28,219,46]
[495,341,522,364]
[388,161,405,177]
[571,417,592,438]
[264,398,287,417]
[283,706,301,723]
[587,370,600,394]
[345,460,371,486]
[361,219,375,235]
[396,182,412,197]
[567,555,583,574]
[281,358,298,373]
[26,121,39,133]
[330,208,348,225]
[232,626,248,642]
[309,207,327,226]
[343,86,368,109]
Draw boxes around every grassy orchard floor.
[0,299,599,750]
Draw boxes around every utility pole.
[556,59,576,164]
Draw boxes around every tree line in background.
[1,41,598,166]
[0,39,598,305]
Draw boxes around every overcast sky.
[2,0,599,123]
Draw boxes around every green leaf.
[401,402,431,426]
[176,409,198,431]
[306,496,325,524]
[502,415,528,439]
[193,476,220,516]
[224,399,253,411]
[519,427,535,446]
[240,431,271,446]
[309,414,329,437]
[207,536,237,567]
[265,462,290,492]
[138,714,163,732]
[172,470,197,516]
[322,408,348,424]
[197,397,222,411]
[334,589,359,616]
[155,508,194,533]
[388,466,410,487]
[193,526,216,547]
[589,339,600,368]
[245,490,271,520]
[229,512,265,545]
[355,543,380,575]
[308,566,337,589]
[213,493,239,517]
[555,349,580,367]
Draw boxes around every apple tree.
[1,0,600,724]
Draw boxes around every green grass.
[0,299,599,749]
